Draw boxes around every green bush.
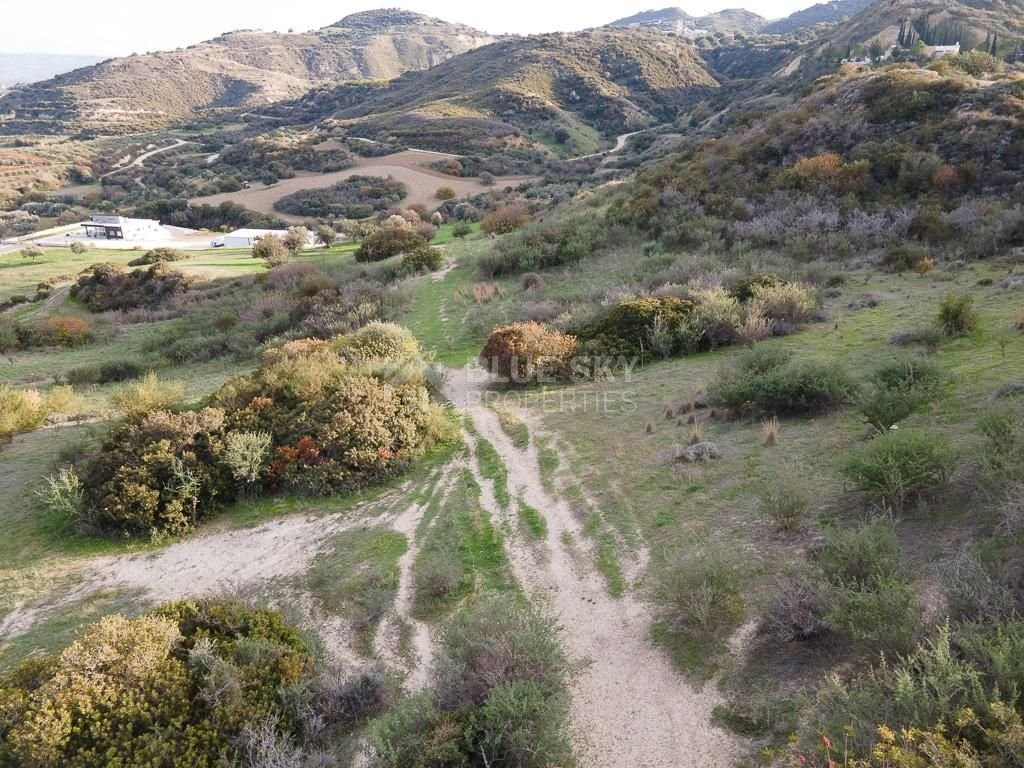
[65,359,144,385]
[478,214,607,277]
[574,296,694,358]
[71,263,191,312]
[936,291,978,337]
[653,547,745,658]
[855,355,946,431]
[400,245,444,274]
[708,346,856,415]
[816,518,920,656]
[127,247,188,266]
[839,428,954,510]
[369,597,571,768]
[759,468,811,531]
[79,408,233,536]
[275,175,405,219]
[0,599,314,768]
[356,228,429,263]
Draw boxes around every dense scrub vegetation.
[275,175,406,219]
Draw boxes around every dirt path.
[190,150,535,222]
[0,509,370,642]
[443,368,740,768]
[101,138,190,179]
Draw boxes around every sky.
[1,1,814,57]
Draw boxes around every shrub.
[369,597,571,768]
[452,220,472,239]
[223,430,273,490]
[71,263,191,312]
[0,384,48,440]
[480,322,578,384]
[816,518,920,656]
[19,314,92,347]
[811,624,983,757]
[316,224,337,248]
[839,428,954,510]
[127,247,187,266]
[65,359,144,385]
[746,281,819,327]
[729,273,785,302]
[435,186,456,200]
[481,204,531,236]
[37,466,84,523]
[69,240,88,254]
[855,355,946,431]
[978,404,1023,480]
[79,408,232,535]
[274,175,405,218]
[937,291,978,337]
[252,233,291,267]
[521,272,545,290]
[110,371,184,417]
[355,228,428,262]
[759,574,828,643]
[478,214,607,276]
[0,599,314,767]
[653,547,745,654]
[881,244,930,273]
[283,226,310,254]
[575,296,694,357]
[708,346,856,415]
[400,245,443,274]
[759,468,811,531]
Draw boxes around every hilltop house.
[926,43,961,58]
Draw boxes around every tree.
[252,234,290,267]
[453,220,472,239]
[69,241,88,254]
[20,246,43,261]
[479,171,495,187]
[869,39,884,62]
[283,226,309,254]
[316,225,337,249]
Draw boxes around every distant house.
[927,43,961,58]
[81,215,162,240]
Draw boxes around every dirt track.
[190,150,536,222]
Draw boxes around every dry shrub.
[759,468,810,531]
[735,311,773,346]
[761,415,780,445]
[521,272,546,291]
[0,383,48,440]
[747,282,819,327]
[111,372,184,417]
[481,204,531,235]
[39,315,92,347]
[1013,307,1024,331]
[472,282,505,304]
[688,422,705,445]
[480,322,577,384]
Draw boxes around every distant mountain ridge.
[0,53,105,87]
[607,7,766,36]
[762,0,875,35]
[0,10,493,135]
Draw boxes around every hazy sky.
[2,1,813,56]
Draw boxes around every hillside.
[0,53,105,87]
[608,7,766,35]
[818,0,1024,49]
[762,0,874,35]
[0,10,493,135]
[264,29,718,157]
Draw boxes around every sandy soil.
[443,367,741,768]
[190,150,536,221]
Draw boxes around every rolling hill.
[761,0,875,35]
[0,10,493,135]
[263,29,719,157]
[815,0,1024,49]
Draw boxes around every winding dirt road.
[442,367,739,768]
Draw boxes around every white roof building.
[81,215,162,241]
[220,228,316,249]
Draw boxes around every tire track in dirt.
[443,368,740,768]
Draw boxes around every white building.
[81,215,163,240]
[927,43,961,58]
[221,228,314,249]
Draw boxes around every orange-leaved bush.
[480,322,577,384]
